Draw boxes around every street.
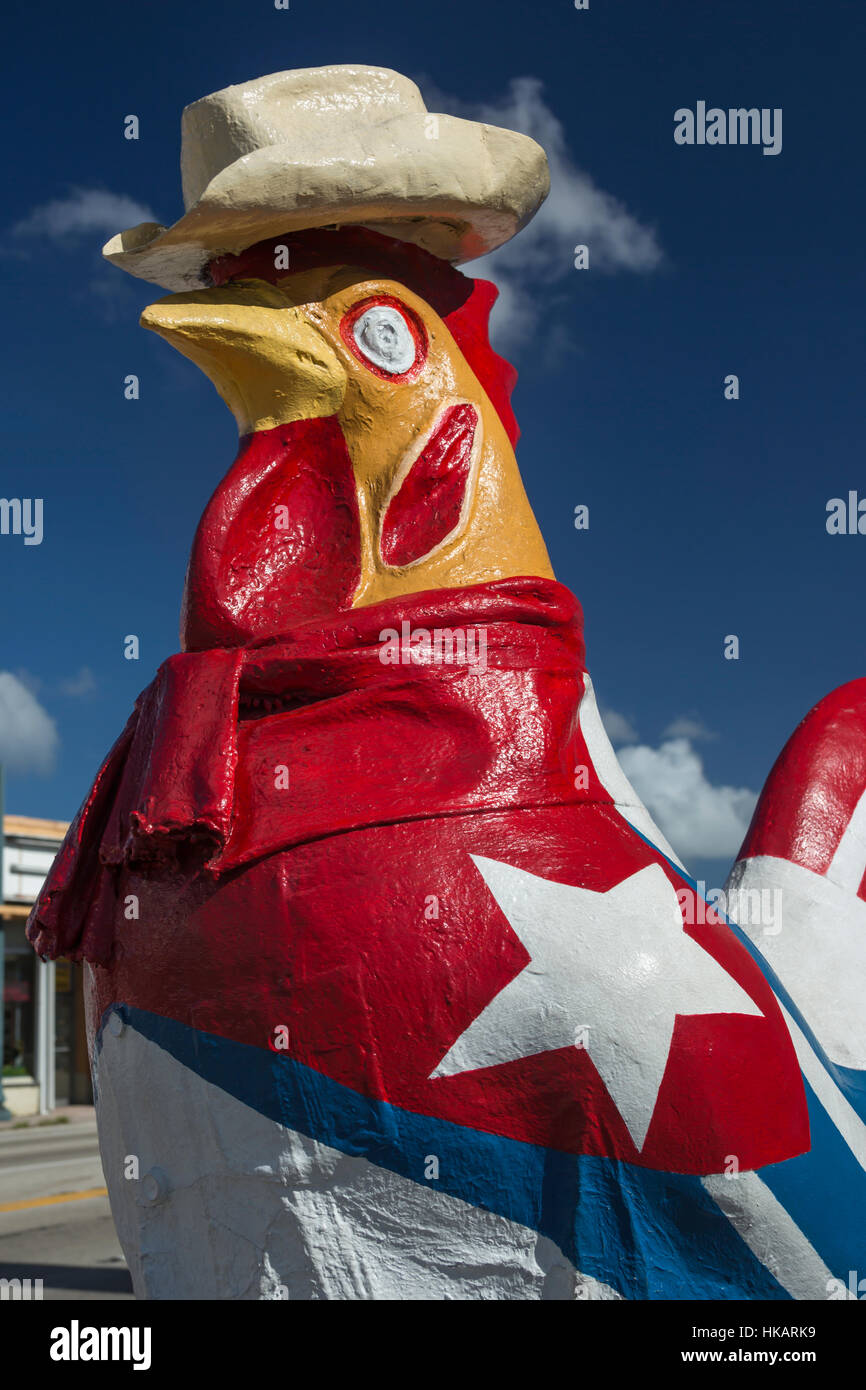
[0,1113,133,1299]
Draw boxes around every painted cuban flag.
[28,581,866,1300]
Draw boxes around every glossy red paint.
[209,227,521,445]
[380,403,478,566]
[180,414,361,651]
[28,577,808,1176]
[339,294,428,382]
[736,678,866,896]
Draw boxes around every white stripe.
[706,944,866,1297]
[828,787,866,891]
[706,991,866,1300]
[578,674,686,869]
[778,999,866,1174]
[94,1023,622,1301]
[725,855,866,1069]
[702,1171,855,1300]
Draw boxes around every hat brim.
[102,115,550,291]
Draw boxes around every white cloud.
[618,737,757,862]
[599,705,639,746]
[0,672,59,775]
[59,666,96,698]
[7,189,156,318]
[11,188,156,241]
[422,76,664,348]
[11,668,43,696]
[662,715,717,742]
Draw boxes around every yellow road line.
[0,1186,107,1213]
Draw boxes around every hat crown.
[103,64,551,291]
[181,65,427,209]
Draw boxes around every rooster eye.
[352,306,418,375]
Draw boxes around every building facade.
[1,814,91,1116]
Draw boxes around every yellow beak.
[141,280,347,436]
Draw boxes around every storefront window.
[3,946,36,1078]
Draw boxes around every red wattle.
[380,404,478,567]
[181,415,361,650]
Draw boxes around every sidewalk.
[0,1104,95,1132]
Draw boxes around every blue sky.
[1,0,863,886]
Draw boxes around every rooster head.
[140,228,553,650]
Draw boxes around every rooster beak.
[141,281,347,436]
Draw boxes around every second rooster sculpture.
[29,66,866,1300]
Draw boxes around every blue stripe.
[633,832,866,1282]
[758,1076,866,1285]
[96,1003,789,1301]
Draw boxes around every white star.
[431,858,762,1151]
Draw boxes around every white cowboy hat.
[102,65,550,292]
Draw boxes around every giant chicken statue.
[29,67,866,1300]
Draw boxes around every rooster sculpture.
[28,65,866,1300]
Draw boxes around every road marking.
[0,1157,101,1175]
[0,1187,108,1213]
